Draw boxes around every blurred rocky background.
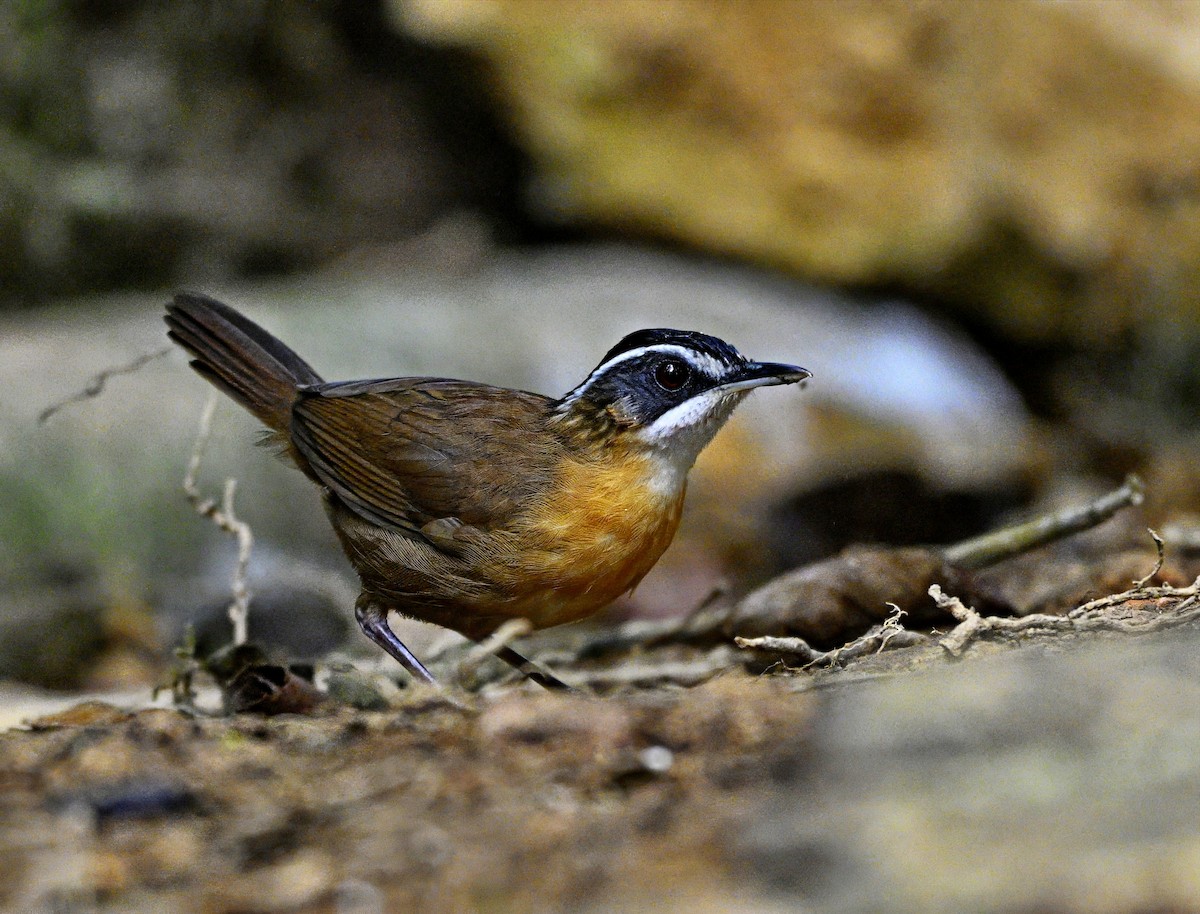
[3,0,1200,684]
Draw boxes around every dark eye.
[654,358,691,391]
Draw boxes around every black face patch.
[563,332,748,426]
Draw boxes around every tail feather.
[164,292,324,435]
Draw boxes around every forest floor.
[5,543,1200,914]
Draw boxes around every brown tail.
[164,292,324,435]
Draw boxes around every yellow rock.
[397,0,1200,342]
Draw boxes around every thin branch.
[38,346,172,425]
[1069,577,1200,616]
[183,392,253,647]
[643,581,732,648]
[941,474,1144,569]
[930,585,991,656]
[735,605,928,669]
[456,618,533,686]
[222,479,252,646]
[559,646,740,688]
[1132,528,1165,588]
[734,634,824,665]
[933,580,1200,658]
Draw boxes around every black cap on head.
[598,328,745,370]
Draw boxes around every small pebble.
[638,745,675,773]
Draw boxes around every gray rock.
[737,626,1200,913]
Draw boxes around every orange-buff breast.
[510,452,686,628]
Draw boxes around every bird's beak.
[718,361,811,393]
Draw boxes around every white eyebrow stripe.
[591,343,703,376]
[593,344,730,383]
[562,343,729,404]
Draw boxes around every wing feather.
[291,379,559,540]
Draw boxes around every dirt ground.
[5,572,1200,914]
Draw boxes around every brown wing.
[290,378,560,540]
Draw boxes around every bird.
[164,292,808,688]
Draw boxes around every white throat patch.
[632,386,747,467]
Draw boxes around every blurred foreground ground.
[4,612,1200,914]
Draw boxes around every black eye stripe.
[582,351,710,389]
[559,336,749,424]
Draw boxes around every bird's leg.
[355,598,438,685]
[494,645,572,691]
[356,598,570,690]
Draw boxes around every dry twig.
[38,346,172,425]
[559,646,741,689]
[933,577,1200,658]
[456,618,533,687]
[1133,528,1166,588]
[560,585,736,662]
[643,582,731,648]
[735,605,928,669]
[184,392,253,647]
[733,634,824,665]
[941,474,1145,569]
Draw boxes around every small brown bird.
[165,293,808,687]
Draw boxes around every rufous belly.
[504,450,686,628]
